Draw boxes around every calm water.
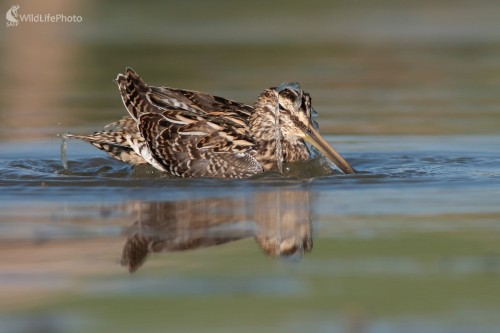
[1,135,500,333]
[1,1,500,332]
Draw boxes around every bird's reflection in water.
[121,189,312,272]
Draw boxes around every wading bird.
[67,68,356,178]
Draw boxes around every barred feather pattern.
[64,116,147,165]
[68,67,324,178]
[115,68,265,178]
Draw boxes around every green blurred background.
[1,0,499,142]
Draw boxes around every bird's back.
[114,68,263,178]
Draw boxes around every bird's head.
[274,82,356,174]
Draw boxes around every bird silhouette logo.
[6,4,20,27]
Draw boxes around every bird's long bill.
[304,126,357,174]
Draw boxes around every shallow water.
[1,135,500,332]
[2,0,500,332]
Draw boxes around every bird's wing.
[147,86,254,118]
[116,68,262,178]
[137,110,262,178]
[117,67,253,118]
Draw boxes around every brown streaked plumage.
[66,68,356,178]
[66,116,147,166]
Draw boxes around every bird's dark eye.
[280,89,298,102]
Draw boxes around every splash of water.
[60,133,69,171]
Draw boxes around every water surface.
[1,134,500,332]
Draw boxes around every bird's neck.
[249,90,283,171]
[249,89,312,171]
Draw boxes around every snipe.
[67,68,356,178]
